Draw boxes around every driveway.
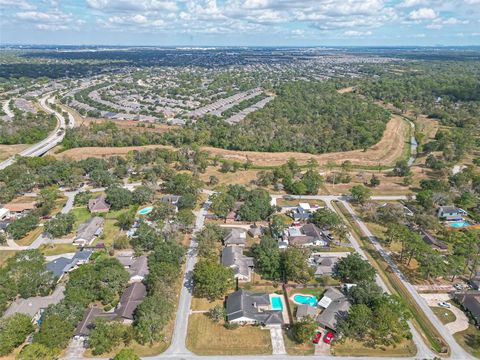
[269,326,286,355]
[421,293,469,334]
[63,337,86,359]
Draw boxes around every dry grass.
[0,144,29,161]
[454,324,480,359]
[190,297,223,311]
[332,338,417,357]
[0,250,17,267]
[40,243,78,256]
[337,86,354,94]
[199,168,259,188]
[186,314,272,355]
[56,115,409,168]
[15,226,43,246]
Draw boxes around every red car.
[312,332,322,344]
[324,332,334,344]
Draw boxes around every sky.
[0,0,479,46]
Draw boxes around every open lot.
[55,115,409,168]
[0,144,29,161]
[186,313,272,355]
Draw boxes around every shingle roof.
[221,246,254,278]
[88,195,110,213]
[129,255,149,279]
[455,292,480,325]
[226,289,283,325]
[46,250,93,278]
[115,282,147,320]
[75,217,104,243]
[296,304,318,320]
[223,228,247,246]
[3,286,65,319]
[75,307,117,336]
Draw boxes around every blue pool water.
[271,296,283,310]
[138,206,153,215]
[448,221,471,228]
[293,294,318,307]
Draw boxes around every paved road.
[339,200,471,359]
[163,199,209,356]
[0,94,67,170]
[421,294,469,335]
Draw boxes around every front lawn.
[283,328,315,355]
[15,226,43,246]
[454,324,480,359]
[186,314,272,355]
[40,243,78,256]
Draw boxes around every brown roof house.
[88,195,110,213]
[455,292,480,327]
[115,282,147,324]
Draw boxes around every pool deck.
[269,294,290,325]
[290,293,318,307]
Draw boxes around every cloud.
[0,0,35,10]
[87,0,178,12]
[408,7,437,20]
[343,30,372,37]
[15,10,83,31]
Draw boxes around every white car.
[438,301,451,308]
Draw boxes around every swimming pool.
[448,220,471,228]
[293,294,318,307]
[138,206,153,215]
[270,296,283,311]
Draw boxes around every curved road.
[0,94,73,170]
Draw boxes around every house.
[74,307,117,338]
[117,254,149,283]
[437,206,466,221]
[316,287,351,331]
[0,208,10,220]
[296,304,318,321]
[46,249,93,280]
[3,201,36,216]
[74,217,104,246]
[285,224,331,248]
[88,195,110,213]
[3,286,65,324]
[115,282,147,324]
[420,230,448,251]
[226,202,243,221]
[221,246,254,282]
[290,203,320,221]
[161,195,181,212]
[455,292,480,327]
[226,289,283,326]
[248,225,263,238]
[469,272,480,290]
[223,228,247,247]
[312,256,340,277]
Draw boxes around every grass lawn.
[40,243,78,256]
[283,328,315,355]
[431,306,456,324]
[276,199,325,207]
[0,250,17,267]
[190,297,223,311]
[454,324,480,359]
[186,314,272,355]
[71,207,92,229]
[15,226,43,246]
[332,338,417,357]
[83,340,168,358]
[93,218,121,247]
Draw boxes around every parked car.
[312,331,322,344]
[438,301,451,308]
[324,332,334,344]
[454,283,463,290]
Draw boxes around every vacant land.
[56,115,408,167]
[333,338,416,357]
[0,144,29,161]
[186,314,272,355]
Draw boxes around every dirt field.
[0,144,29,161]
[337,86,354,94]
[56,115,409,167]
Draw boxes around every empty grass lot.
[333,338,417,357]
[40,243,78,256]
[454,324,480,359]
[186,314,272,355]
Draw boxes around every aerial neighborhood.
[0,44,479,360]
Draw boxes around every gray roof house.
[437,206,466,221]
[88,195,110,213]
[455,292,480,327]
[221,246,254,282]
[4,286,65,324]
[316,287,351,331]
[296,304,318,321]
[223,228,247,247]
[290,203,316,221]
[226,289,283,326]
[115,282,147,323]
[47,249,93,280]
[287,224,331,248]
[116,255,149,283]
[74,217,104,246]
[312,256,339,277]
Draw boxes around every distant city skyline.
[1,0,480,46]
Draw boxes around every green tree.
[238,189,273,222]
[251,236,282,280]
[334,254,376,283]
[113,348,140,360]
[349,185,372,204]
[337,304,373,340]
[283,247,313,283]
[117,211,135,230]
[210,192,235,221]
[392,160,411,177]
[134,295,173,345]
[292,316,318,343]
[7,214,39,240]
[0,313,34,356]
[207,305,226,323]
[88,319,132,355]
[132,186,154,205]
[370,174,381,187]
[106,187,133,210]
[45,213,75,237]
[16,343,56,360]
[192,260,234,300]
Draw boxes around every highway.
[0,94,73,170]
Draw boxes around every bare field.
[57,115,409,167]
[0,144,29,161]
[337,86,354,94]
